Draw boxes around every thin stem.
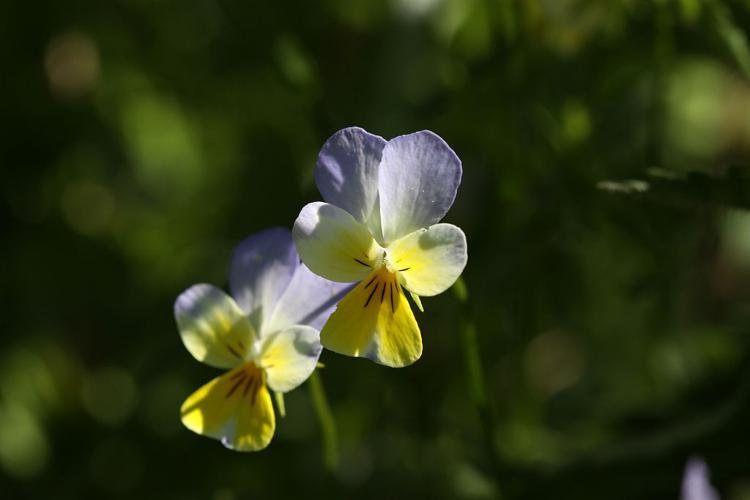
[499,0,517,44]
[452,277,498,471]
[707,0,750,80]
[461,323,487,407]
[308,369,339,472]
[274,391,286,418]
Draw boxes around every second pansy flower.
[293,127,468,368]
[176,228,348,451]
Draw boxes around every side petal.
[321,269,422,368]
[229,228,298,332]
[259,326,321,393]
[293,202,382,283]
[175,285,256,369]
[388,224,467,297]
[315,127,387,241]
[266,263,354,333]
[180,365,276,452]
[378,131,462,243]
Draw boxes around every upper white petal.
[293,201,381,283]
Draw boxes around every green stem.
[452,277,498,470]
[707,0,750,80]
[308,369,338,472]
[461,322,487,407]
[499,0,517,44]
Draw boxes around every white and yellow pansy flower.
[293,127,468,368]
[175,228,348,451]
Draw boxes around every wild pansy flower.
[681,457,719,500]
[293,127,468,367]
[175,228,347,451]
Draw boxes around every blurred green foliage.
[4,0,750,498]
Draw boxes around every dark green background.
[3,0,750,498]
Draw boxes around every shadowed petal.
[259,325,321,393]
[175,284,256,369]
[388,223,467,297]
[315,127,387,241]
[229,228,298,333]
[378,131,462,244]
[293,202,381,283]
[267,263,353,333]
[180,364,275,452]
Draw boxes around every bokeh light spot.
[139,374,189,437]
[61,180,116,236]
[0,404,49,478]
[561,100,591,147]
[525,330,585,396]
[0,348,60,416]
[452,461,497,499]
[275,36,315,87]
[44,32,100,98]
[81,367,138,426]
[392,0,442,19]
[212,488,237,500]
[721,211,750,271]
[120,92,203,198]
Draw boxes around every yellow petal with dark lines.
[180,363,275,451]
[320,268,422,367]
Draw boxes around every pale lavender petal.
[266,262,353,333]
[315,127,387,241]
[378,130,462,244]
[229,228,298,333]
[681,457,720,500]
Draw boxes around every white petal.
[229,228,298,333]
[266,263,353,333]
[378,131,462,243]
[293,201,382,283]
[315,127,387,241]
[259,326,321,393]
[175,284,256,368]
[388,224,467,296]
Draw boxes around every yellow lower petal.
[320,268,422,367]
[180,363,275,451]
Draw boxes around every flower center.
[361,267,400,311]
[382,251,397,273]
[363,248,408,273]
[225,362,264,405]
